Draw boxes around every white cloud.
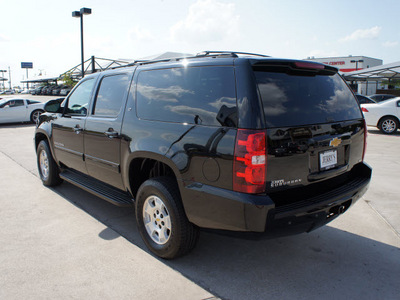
[339,26,381,42]
[307,49,339,59]
[383,41,399,48]
[0,33,10,42]
[129,27,154,43]
[170,0,240,44]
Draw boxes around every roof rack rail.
[111,60,151,70]
[111,51,270,70]
[196,51,270,58]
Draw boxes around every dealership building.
[307,55,383,95]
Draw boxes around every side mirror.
[44,98,64,113]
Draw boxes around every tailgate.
[266,120,365,194]
[253,61,366,199]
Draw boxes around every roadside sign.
[21,62,33,69]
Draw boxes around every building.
[306,56,383,95]
[307,55,382,73]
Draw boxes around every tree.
[61,72,77,87]
[381,79,400,89]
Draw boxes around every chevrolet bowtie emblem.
[330,137,342,147]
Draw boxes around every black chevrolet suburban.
[35,51,372,259]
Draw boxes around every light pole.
[0,70,6,91]
[350,59,364,71]
[72,7,92,78]
[8,66,11,89]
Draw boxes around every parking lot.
[0,97,399,299]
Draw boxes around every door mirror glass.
[44,99,64,113]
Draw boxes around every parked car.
[59,86,72,96]
[40,86,50,95]
[369,94,397,102]
[1,89,15,95]
[0,98,45,123]
[52,85,68,96]
[356,94,376,105]
[361,97,400,134]
[28,87,37,94]
[32,86,43,95]
[44,86,54,95]
[41,85,57,95]
[35,51,371,259]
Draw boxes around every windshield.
[255,71,362,128]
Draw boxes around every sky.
[1,0,399,87]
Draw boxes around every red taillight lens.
[233,129,267,194]
[362,119,367,162]
[361,107,369,112]
[294,62,325,70]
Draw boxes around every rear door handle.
[104,129,119,138]
[73,125,83,134]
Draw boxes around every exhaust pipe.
[338,205,346,214]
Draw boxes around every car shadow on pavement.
[0,123,35,128]
[367,128,400,136]
[52,182,400,300]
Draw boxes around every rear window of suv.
[255,71,362,128]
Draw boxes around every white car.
[360,97,400,134]
[0,98,45,124]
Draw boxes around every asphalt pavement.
[0,111,399,299]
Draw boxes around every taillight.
[294,61,325,70]
[233,129,267,194]
[361,107,369,112]
[362,119,367,162]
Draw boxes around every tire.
[135,177,199,259]
[36,140,63,186]
[30,109,44,123]
[378,117,398,134]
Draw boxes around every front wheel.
[378,117,398,134]
[37,140,62,186]
[135,177,199,259]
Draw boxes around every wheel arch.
[125,152,182,199]
[377,115,400,127]
[34,129,57,163]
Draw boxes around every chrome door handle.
[73,125,83,134]
[104,130,119,138]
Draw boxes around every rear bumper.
[181,163,372,236]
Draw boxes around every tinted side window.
[9,100,24,107]
[136,67,237,127]
[93,74,130,117]
[65,79,95,116]
[255,72,362,128]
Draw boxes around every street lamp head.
[72,11,81,18]
[80,7,92,15]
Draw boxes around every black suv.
[35,51,371,259]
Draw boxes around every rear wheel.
[135,177,199,259]
[30,109,44,123]
[378,117,398,134]
[37,140,62,186]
